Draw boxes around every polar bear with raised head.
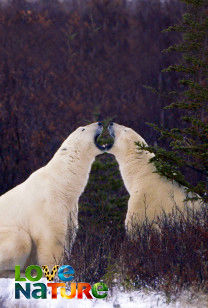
[0,122,105,276]
[107,122,201,233]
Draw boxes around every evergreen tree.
[140,0,208,202]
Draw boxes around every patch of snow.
[0,278,207,308]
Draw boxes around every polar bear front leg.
[36,240,64,268]
[125,209,142,236]
[125,194,154,236]
[0,227,32,273]
[64,207,79,255]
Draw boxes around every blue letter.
[58,265,74,282]
[32,283,47,299]
[15,283,30,299]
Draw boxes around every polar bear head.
[58,122,106,159]
[106,122,148,159]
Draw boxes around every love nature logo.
[15,265,108,300]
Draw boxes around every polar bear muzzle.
[108,122,115,138]
[94,122,106,151]
[94,122,115,151]
[104,122,115,150]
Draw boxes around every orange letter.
[77,283,92,299]
[47,283,65,299]
[61,282,76,299]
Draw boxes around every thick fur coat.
[107,123,201,233]
[0,122,102,276]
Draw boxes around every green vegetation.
[140,0,208,202]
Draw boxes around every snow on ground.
[0,278,207,308]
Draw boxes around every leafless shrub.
[64,204,208,299]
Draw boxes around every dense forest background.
[1,0,208,300]
[0,0,185,195]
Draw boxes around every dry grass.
[64,204,208,301]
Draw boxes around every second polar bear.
[0,122,104,276]
[107,122,201,233]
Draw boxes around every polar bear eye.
[82,128,85,131]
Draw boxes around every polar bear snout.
[100,122,115,151]
[96,122,103,136]
[108,122,115,139]
[94,122,106,151]
[94,122,115,152]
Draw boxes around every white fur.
[0,122,102,275]
[107,123,201,233]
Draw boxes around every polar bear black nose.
[98,122,102,126]
[109,122,113,126]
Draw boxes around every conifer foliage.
[141,0,208,202]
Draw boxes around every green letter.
[15,265,26,281]
[92,282,108,299]
[15,283,30,299]
[25,265,42,281]
[32,283,47,299]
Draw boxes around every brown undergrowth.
[65,204,208,300]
